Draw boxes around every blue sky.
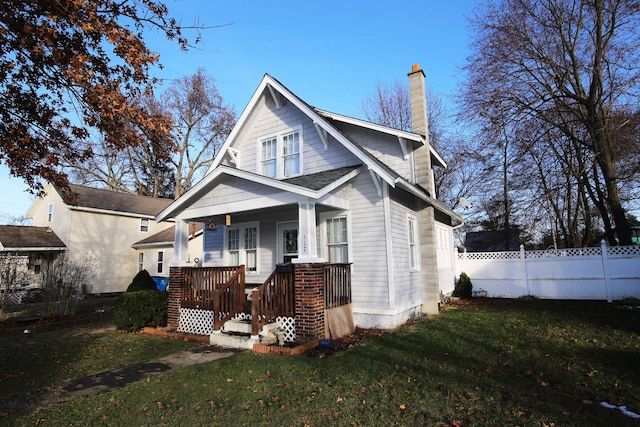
[0,0,478,223]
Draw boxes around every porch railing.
[180,266,245,313]
[213,266,246,330]
[251,266,295,336]
[324,263,351,309]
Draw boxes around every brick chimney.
[408,64,435,197]
[409,64,440,316]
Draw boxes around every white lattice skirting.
[233,312,296,342]
[177,308,297,341]
[177,308,214,335]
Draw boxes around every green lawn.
[3,299,640,426]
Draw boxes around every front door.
[277,221,298,263]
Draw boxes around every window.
[138,253,144,272]
[258,128,302,178]
[282,131,300,176]
[261,137,277,178]
[227,228,240,266]
[244,227,257,272]
[47,204,53,223]
[408,216,418,271]
[326,217,348,263]
[157,251,164,274]
[140,218,149,232]
[226,222,259,273]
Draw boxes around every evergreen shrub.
[454,272,473,299]
[113,290,168,332]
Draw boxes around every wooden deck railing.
[180,266,245,314]
[251,266,295,335]
[324,263,351,309]
[212,267,246,330]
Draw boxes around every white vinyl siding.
[258,128,302,179]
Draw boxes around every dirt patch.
[304,327,387,358]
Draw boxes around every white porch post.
[294,200,324,263]
[173,219,190,266]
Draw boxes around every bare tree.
[69,69,236,198]
[462,0,640,245]
[164,68,236,198]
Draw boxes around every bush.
[454,272,473,299]
[126,269,157,292]
[113,290,168,332]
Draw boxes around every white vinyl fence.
[455,242,640,301]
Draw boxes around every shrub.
[126,269,157,292]
[113,290,168,332]
[454,272,473,299]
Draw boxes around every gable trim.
[157,165,359,222]
[206,74,397,186]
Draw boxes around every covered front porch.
[166,262,352,351]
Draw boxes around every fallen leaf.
[399,404,406,410]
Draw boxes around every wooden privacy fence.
[455,242,640,301]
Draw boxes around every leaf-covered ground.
[2,298,639,426]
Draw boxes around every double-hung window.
[140,218,149,232]
[157,251,164,274]
[226,222,259,273]
[408,216,419,271]
[259,128,302,178]
[261,137,277,178]
[138,253,144,272]
[326,217,348,263]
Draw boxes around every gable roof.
[59,184,174,218]
[162,73,461,223]
[0,225,66,251]
[208,74,397,185]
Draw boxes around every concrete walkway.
[0,345,238,416]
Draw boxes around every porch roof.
[156,165,359,222]
[0,225,66,252]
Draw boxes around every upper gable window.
[140,218,149,233]
[47,203,53,223]
[258,128,302,178]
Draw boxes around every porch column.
[294,263,326,343]
[173,219,190,266]
[294,200,324,263]
[167,266,182,330]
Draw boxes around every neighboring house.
[26,184,175,294]
[465,230,521,252]
[157,65,462,329]
[132,224,203,278]
[0,224,66,287]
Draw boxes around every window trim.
[140,218,149,233]
[407,214,420,272]
[318,211,352,263]
[223,221,260,274]
[157,251,164,274]
[257,126,303,179]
